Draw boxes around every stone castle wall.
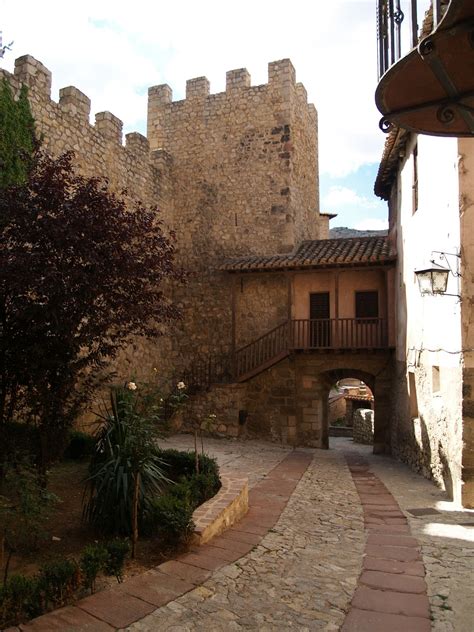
[235,273,288,348]
[0,55,173,387]
[147,60,320,370]
[2,54,321,430]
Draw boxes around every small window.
[432,366,440,393]
[409,371,419,418]
[355,291,379,319]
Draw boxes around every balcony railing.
[377,1,443,80]
[291,318,388,350]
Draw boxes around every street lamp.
[415,251,461,297]
[415,262,450,295]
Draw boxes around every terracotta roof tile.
[221,236,396,272]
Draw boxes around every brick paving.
[341,450,431,631]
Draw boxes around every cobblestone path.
[124,446,365,632]
[16,436,474,631]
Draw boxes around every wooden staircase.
[181,318,389,392]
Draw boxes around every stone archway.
[292,352,394,452]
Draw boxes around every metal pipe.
[410,0,418,48]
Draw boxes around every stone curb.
[16,451,312,631]
[192,475,249,545]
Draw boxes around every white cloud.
[354,218,389,230]
[0,0,389,175]
[322,186,379,210]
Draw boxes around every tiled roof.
[221,236,396,272]
[345,393,374,402]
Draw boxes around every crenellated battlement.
[14,55,52,97]
[186,76,210,100]
[59,86,91,121]
[148,58,305,113]
[3,55,153,158]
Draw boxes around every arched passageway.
[291,353,393,452]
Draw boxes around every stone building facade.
[375,126,474,508]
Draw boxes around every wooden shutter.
[310,293,330,319]
[355,291,379,319]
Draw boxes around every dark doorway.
[310,292,331,347]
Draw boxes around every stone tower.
[147,59,321,368]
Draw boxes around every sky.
[0,0,417,229]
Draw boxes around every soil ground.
[1,460,180,589]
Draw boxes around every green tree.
[0,79,35,188]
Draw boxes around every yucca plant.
[83,385,169,557]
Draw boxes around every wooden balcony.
[291,318,388,350]
[234,318,389,382]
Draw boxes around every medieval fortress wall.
[146,59,320,366]
[0,55,174,384]
[1,54,320,383]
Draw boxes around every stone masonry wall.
[147,60,320,373]
[183,352,393,448]
[391,360,463,503]
[0,55,173,390]
[235,273,288,348]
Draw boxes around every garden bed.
[0,447,222,629]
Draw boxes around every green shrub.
[103,539,130,583]
[0,574,42,628]
[158,449,197,480]
[80,543,108,594]
[38,558,80,607]
[159,449,221,504]
[189,471,221,506]
[0,462,59,568]
[143,494,194,546]
[64,430,96,460]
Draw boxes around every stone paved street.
[123,435,474,632]
[17,435,474,632]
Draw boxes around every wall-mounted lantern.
[415,263,449,295]
[415,251,461,297]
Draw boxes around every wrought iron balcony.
[376,0,474,137]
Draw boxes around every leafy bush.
[0,574,42,628]
[63,430,95,460]
[188,471,221,507]
[80,544,108,594]
[103,539,130,583]
[159,449,221,505]
[140,451,220,547]
[38,558,80,607]
[142,494,194,546]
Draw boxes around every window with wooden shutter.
[355,291,379,319]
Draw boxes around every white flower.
[127,381,137,391]
[177,381,186,390]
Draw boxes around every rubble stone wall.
[147,59,320,371]
[0,55,173,394]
